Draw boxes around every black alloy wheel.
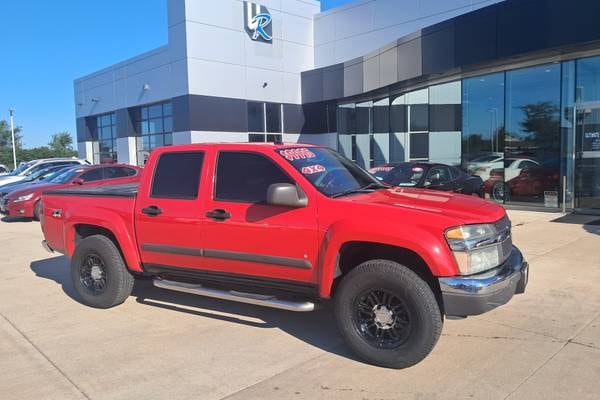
[353,289,412,349]
[79,253,108,295]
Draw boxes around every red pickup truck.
[40,143,528,368]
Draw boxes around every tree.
[48,131,77,157]
[0,121,77,168]
[0,119,23,167]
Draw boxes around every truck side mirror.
[73,178,85,185]
[267,183,308,208]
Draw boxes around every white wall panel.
[245,67,285,102]
[187,58,246,99]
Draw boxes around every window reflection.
[504,63,561,206]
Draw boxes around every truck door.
[135,151,207,271]
[200,150,319,285]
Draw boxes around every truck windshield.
[277,147,382,197]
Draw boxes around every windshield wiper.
[331,182,388,198]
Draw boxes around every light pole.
[8,109,17,170]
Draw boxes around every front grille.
[495,216,513,264]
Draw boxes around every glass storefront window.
[136,101,173,166]
[94,112,117,164]
[462,73,505,202]
[504,63,561,207]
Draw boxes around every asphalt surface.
[0,210,599,400]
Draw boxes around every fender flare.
[318,219,456,298]
[64,209,142,273]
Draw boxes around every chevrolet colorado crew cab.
[40,143,528,368]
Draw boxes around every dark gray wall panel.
[454,6,497,67]
[497,0,547,58]
[379,43,398,88]
[322,64,344,101]
[429,104,462,132]
[76,117,89,142]
[344,58,364,97]
[422,20,455,75]
[115,108,136,138]
[301,69,324,103]
[397,35,422,82]
[363,50,380,92]
[174,95,248,133]
[283,103,305,133]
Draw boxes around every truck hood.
[341,187,506,225]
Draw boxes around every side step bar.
[153,279,315,312]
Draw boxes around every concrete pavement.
[0,210,599,400]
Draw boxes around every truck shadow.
[30,255,357,362]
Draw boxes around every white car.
[465,153,503,181]
[0,158,89,188]
[504,158,540,181]
[0,164,9,176]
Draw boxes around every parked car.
[464,153,503,180]
[40,143,527,369]
[0,165,72,199]
[369,162,484,197]
[484,159,559,202]
[0,164,10,176]
[2,164,141,220]
[0,157,89,187]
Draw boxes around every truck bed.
[43,183,139,198]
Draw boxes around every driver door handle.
[206,208,231,221]
[141,205,162,217]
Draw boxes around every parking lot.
[1,210,599,400]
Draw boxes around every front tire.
[334,260,442,369]
[33,201,41,221]
[71,235,134,309]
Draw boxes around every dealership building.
[75,0,600,212]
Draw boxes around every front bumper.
[439,246,528,317]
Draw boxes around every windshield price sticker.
[369,166,393,173]
[280,148,316,161]
[412,167,424,172]
[301,164,326,175]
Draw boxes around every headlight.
[445,221,509,275]
[14,193,34,202]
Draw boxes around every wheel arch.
[69,223,142,273]
[331,241,444,314]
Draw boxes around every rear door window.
[151,152,204,199]
[80,168,104,182]
[105,166,137,179]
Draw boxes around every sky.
[0,0,352,149]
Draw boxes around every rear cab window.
[151,152,204,199]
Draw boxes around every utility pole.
[8,109,17,170]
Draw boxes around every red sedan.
[3,164,141,220]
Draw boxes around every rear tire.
[71,235,134,309]
[334,259,442,369]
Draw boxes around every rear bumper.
[439,246,528,317]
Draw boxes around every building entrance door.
[575,105,600,211]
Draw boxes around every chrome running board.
[153,278,315,312]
